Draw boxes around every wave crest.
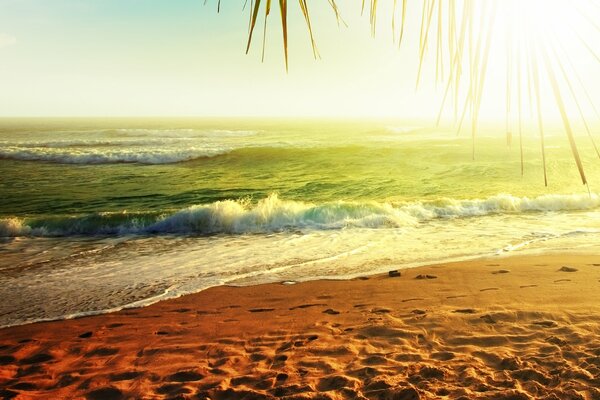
[0,129,258,164]
[2,193,598,237]
[0,146,231,164]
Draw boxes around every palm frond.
[210,0,600,187]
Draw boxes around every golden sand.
[1,254,600,399]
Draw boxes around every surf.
[2,192,599,237]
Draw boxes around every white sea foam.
[0,146,233,164]
[0,128,259,164]
[0,218,31,237]
[148,193,600,233]
[2,193,599,237]
[91,128,259,140]
[0,138,193,148]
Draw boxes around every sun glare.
[404,0,600,186]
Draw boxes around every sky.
[1,0,600,123]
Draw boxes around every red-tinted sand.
[1,254,600,399]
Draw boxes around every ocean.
[1,117,600,327]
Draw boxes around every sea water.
[1,118,600,327]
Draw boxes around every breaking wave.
[2,193,599,237]
[0,146,233,164]
[0,128,258,164]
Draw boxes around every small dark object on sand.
[389,270,401,277]
[559,266,578,272]
[492,269,510,274]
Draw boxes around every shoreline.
[2,245,594,331]
[0,250,503,330]
[1,253,600,399]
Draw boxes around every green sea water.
[1,118,600,327]
[1,118,599,216]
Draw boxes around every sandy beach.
[1,253,600,399]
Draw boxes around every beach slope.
[1,254,600,399]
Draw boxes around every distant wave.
[0,138,195,148]
[2,193,599,237]
[8,128,258,139]
[0,146,233,164]
[0,144,331,165]
[0,128,259,164]
[103,128,258,138]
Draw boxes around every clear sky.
[0,1,422,117]
[1,0,599,123]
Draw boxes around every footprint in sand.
[520,285,537,289]
[0,355,16,365]
[431,351,455,361]
[480,314,497,324]
[276,341,294,352]
[249,352,269,362]
[316,375,358,392]
[370,308,392,314]
[453,308,477,314]
[546,336,567,346]
[167,370,204,382]
[554,279,571,283]
[533,320,558,328]
[11,382,37,391]
[272,355,288,367]
[19,353,54,365]
[289,303,327,310]
[248,308,275,313]
[492,269,510,274]
[85,347,119,357]
[415,274,437,280]
[86,387,123,400]
[155,383,191,396]
[402,298,425,303]
[559,266,578,272]
[55,374,77,389]
[322,309,340,315]
[110,371,142,382]
[411,309,427,315]
[196,310,218,315]
[446,295,467,299]
[480,287,499,292]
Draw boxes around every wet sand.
[1,254,600,399]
